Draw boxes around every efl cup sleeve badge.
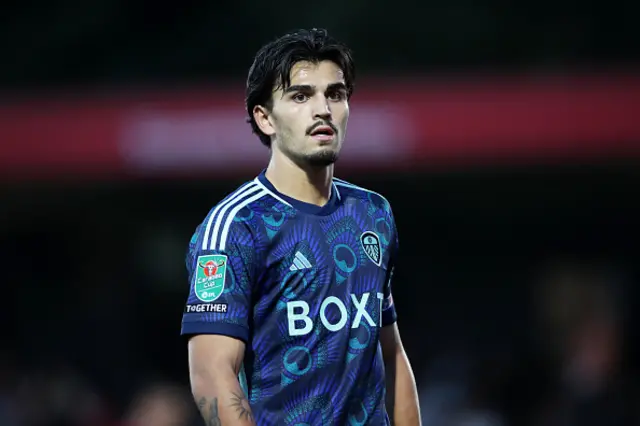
[194,254,227,302]
[361,231,382,266]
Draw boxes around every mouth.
[309,126,336,142]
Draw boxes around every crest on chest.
[360,231,382,266]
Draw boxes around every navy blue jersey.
[181,171,398,426]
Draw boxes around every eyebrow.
[283,82,348,94]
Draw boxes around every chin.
[304,149,339,167]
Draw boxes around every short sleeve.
[181,219,256,343]
[381,213,399,327]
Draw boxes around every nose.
[312,96,332,120]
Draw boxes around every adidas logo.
[290,251,312,271]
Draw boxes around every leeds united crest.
[361,231,382,266]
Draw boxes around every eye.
[328,91,346,101]
[292,93,308,103]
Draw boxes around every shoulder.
[195,179,271,252]
[333,177,394,216]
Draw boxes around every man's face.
[257,60,350,167]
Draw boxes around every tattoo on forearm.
[197,397,222,426]
[229,390,254,421]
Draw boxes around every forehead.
[288,60,345,86]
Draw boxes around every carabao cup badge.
[194,254,227,302]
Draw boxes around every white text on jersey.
[286,292,384,336]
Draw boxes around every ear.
[253,105,275,138]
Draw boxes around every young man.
[181,28,421,426]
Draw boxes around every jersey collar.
[257,170,340,216]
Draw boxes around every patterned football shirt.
[181,171,399,425]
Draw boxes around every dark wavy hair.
[245,28,355,147]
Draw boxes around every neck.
[265,151,334,206]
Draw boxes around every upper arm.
[380,323,404,364]
[181,216,257,344]
[188,334,246,380]
[381,205,401,359]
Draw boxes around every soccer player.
[181,28,421,426]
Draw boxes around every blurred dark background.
[1,1,639,425]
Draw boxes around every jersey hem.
[381,310,397,327]
[180,322,249,343]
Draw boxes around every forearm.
[191,367,256,426]
[386,351,421,426]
